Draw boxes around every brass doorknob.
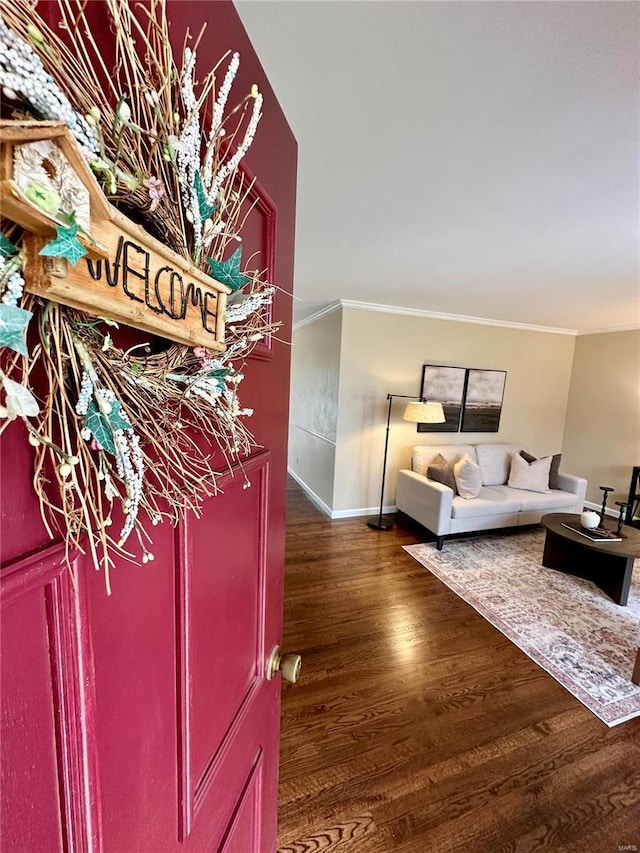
[266,645,302,683]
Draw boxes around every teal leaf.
[194,173,216,222]
[84,398,131,456]
[39,223,87,265]
[57,211,94,246]
[84,400,116,455]
[206,247,251,292]
[0,233,18,258]
[0,304,32,356]
[107,398,133,431]
[203,367,229,390]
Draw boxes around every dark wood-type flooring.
[277,478,640,853]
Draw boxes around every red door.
[0,2,297,850]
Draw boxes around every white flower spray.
[202,52,240,188]
[0,254,25,307]
[177,47,203,250]
[0,15,99,160]
[177,47,263,257]
[205,90,262,209]
[225,286,274,323]
[72,340,144,547]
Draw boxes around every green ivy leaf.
[24,181,60,215]
[206,247,251,292]
[203,367,229,390]
[27,23,50,54]
[194,172,217,222]
[0,233,18,258]
[0,304,32,356]
[39,223,87,265]
[84,398,131,456]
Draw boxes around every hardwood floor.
[276,479,640,853]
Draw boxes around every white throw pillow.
[412,446,437,476]
[508,453,552,492]
[453,454,483,499]
[475,444,518,486]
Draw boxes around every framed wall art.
[460,368,507,433]
[418,364,467,432]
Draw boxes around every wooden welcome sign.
[0,121,230,351]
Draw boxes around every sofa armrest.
[396,469,453,536]
[556,472,587,505]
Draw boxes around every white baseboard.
[287,468,395,520]
[331,505,397,520]
[584,500,618,518]
[584,500,639,524]
[287,468,333,516]
[287,481,632,525]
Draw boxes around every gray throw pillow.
[520,450,562,489]
[427,452,457,493]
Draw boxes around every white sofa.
[396,443,587,550]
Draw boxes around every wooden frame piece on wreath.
[0,120,231,352]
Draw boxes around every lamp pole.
[367,394,417,531]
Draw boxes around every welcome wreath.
[0,0,282,592]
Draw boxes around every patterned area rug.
[404,530,640,726]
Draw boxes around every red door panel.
[179,453,279,846]
[189,466,265,781]
[2,585,64,851]
[85,518,179,852]
[1,546,100,852]
[218,752,265,853]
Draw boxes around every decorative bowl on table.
[580,510,601,530]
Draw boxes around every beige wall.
[288,308,341,508]
[333,307,577,513]
[562,330,640,513]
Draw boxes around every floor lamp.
[367,394,446,531]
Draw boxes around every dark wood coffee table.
[541,513,640,606]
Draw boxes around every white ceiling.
[236,0,639,334]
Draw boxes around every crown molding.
[292,298,638,336]
[338,299,579,335]
[576,323,640,336]
[292,301,342,330]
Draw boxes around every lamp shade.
[402,401,445,424]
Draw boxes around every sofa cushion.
[475,444,519,485]
[427,453,457,493]
[412,444,477,476]
[454,453,483,499]
[521,450,562,489]
[508,453,551,492]
[451,486,521,518]
[490,485,579,512]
